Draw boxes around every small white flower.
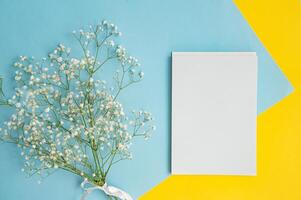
[138,71,144,78]
[57,57,63,63]
[20,56,27,61]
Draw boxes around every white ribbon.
[80,179,133,200]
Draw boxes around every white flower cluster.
[0,20,155,186]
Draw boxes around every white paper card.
[172,52,257,175]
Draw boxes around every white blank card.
[172,52,257,175]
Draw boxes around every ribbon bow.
[80,179,133,200]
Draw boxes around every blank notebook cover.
[172,52,257,175]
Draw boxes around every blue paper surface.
[0,0,293,199]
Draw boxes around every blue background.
[0,0,292,199]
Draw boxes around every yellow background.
[141,0,301,199]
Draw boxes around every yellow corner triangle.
[234,0,301,87]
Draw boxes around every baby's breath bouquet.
[0,20,155,200]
